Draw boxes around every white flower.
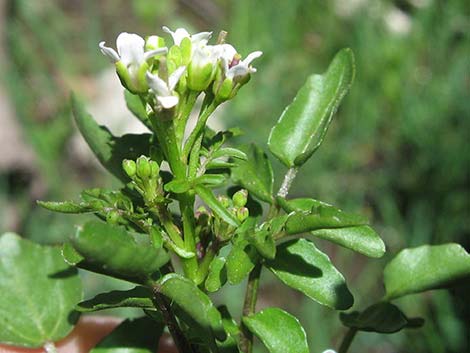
[222,50,263,80]
[187,45,219,91]
[162,26,212,47]
[99,32,167,66]
[99,32,168,93]
[146,66,186,109]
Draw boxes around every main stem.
[239,166,300,353]
[152,286,194,353]
[239,263,262,353]
[338,328,358,353]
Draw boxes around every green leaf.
[340,302,424,334]
[243,308,309,353]
[226,244,257,285]
[285,206,368,234]
[268,48,355,167]
[71,94,154,183]
[217,306,240,353]
[77,287,154,312]
[249,229,276,260]
[124,90,152,129]
[90,316,164,353]
[311,226,385,258]
[266,239,353,310]
[280,198,384,257]
[37,200,93,214]
[0,233,82,348]
[384,243,470,300]
[195,185,240,227]
[212,147,247,160]
[205,257,227,292]
[231,144,274,204]
[164,179,191,194]
[71,221,169,283]
[159,273,226,341]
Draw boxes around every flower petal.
[162,26,190,46]
[143,47,168,61]
[243,51,263,66]
[99,41,120,63]
[116,32,145,66]
[227,65,250,79]
[191,31,212,45]
[168,66,187,91]
[146,72,170,96]
[157,95,179,109]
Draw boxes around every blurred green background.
[0,0,468,352]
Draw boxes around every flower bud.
[187,45,217,91]
[232,189,248,207]
[106,210,121,224]
[136,156,151,179]
[122,159,137,178]
[217,195,231,208]
[145,35,166,51]
[149,160,160,178]
[236,207,249,222]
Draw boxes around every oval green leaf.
[71,221,169,283]
[266,238,353,310]
[230,144,274,204]
[384,243,470,300]
[72,94,154,183]
[77,287,154,312]
[159,273,226,341]
[268,48,355,167]
[90,316,164,353]
[0,233,83,348]
[243,308,309,353]
[340,302,424,333]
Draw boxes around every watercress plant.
[1,26,469,353]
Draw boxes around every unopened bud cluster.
[99,27,262,109]
[123,155,161,205]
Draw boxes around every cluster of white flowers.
[99,27,262,110]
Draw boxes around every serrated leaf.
[71,221,169,283]
[384,243,470,300]
[195,185,240,227]
[205,257,227,292]
[90,316,163,353]
[231,144,274,204]
[77,287,154,312]
[340,302,424,334]
[71,94,154,183]
[266,239,353,310]
[159,273,226,341]
[243,308,309,353]
[0,233,82,348]
[268,48,355,167]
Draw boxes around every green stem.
[338,328,358,353]
[195,240,220,284]
[175,90,199,145]
[277,167,298,198]
[179,193,199,281]
[240,263,262,353]
[152,285,195,353]
[182,97,217,163]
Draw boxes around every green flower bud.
[217,195,231,208]
[187,45,217,91]
[232,189,248,207]
[106,210,121,224]
[180,37,192,64]
[136,155,151,179]
[236,207,249,222]
[122,159,137,178]
[149,161,160,178]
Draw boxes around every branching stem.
[338,328,358,353]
